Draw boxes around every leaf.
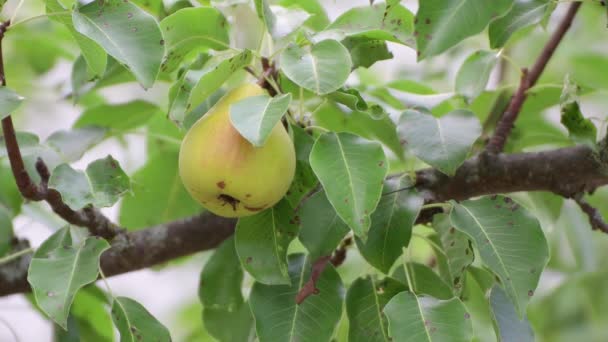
[490,285,534,342]
[398,109,481,176]
[489,0,552,49]
[111,296,171,342]
[28,228,110,329]
[316,2,415,46]
[455,50,499,102]
[342,37,393,69]
[48,156,130,210]
[199,236,243,310]
[160,7,229,73]
[285,125,318,208]
[384,292,473,342]
[229,93,292,147]
[346,276,407,342]
[73,0,164,88]
[279,0,330,31]
[74,101,161,133]
[119,152,200,230]
[46,0,108,77]
[309,132,388,238]
[254,0,276,32]
[391,263,454,300]
[45,127,106,163]
[0,205,12,256]
[0,164,22,215]
[68,285,114,342]
[267,6,310,39]
[560,77,596,149]
[356,177,423,273]
[280,40,352,95]
[203,305,254,342]
[460,267,497,342]
[235,200,298,285]
[431,213,474,294]
[0,86,25,120]
[249,254,343,342]
[298,190,349,259]
[449,195,550,316]
[313,102,403,158]
[415,0,513,59]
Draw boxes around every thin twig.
[573,193,608,233]
[486,2,582,153]
[0,21,122,240]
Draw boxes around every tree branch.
[573,193,608,233]
[0,21,122,240]
[0,145,607,297]
[486,2,582,153]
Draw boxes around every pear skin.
[179,83,296,217]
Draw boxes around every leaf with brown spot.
[111,296,171,342]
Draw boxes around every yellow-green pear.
[179,83,296,217]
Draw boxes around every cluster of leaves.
[1,0,608,341]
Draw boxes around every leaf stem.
[401,247,415,292]
[0,248,33,266]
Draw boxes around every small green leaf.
[160,7,230,73]
[0,87,25,120]
[398,109,481,176]
[356,177,423,273]
[285,125,318,208]
[28,228,110,329]
[489,0,552,48]
[309,132,388,238]
[249,254,344,342]
[342,37,393,69]
[235,200,298,285]
[298,190,349,260]
[455,50,499,102]
[111,296,171,342]
[346,276,407,342]
[384,292,473,342]
[49,156,130,210]
[46,127,106,163]
[391,262,454,300]
[450,195,550,317]
[280,40,352,95]
[490,285,535,342]
[229,93,292,147]
[415,0,513,59]
[73,0,164,88]
[74,101,161,133]
[560,77,597,149]
[199,236,243,311]
[68,285,114,342]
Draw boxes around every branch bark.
[486,2,582,153]
[1,145,606,297]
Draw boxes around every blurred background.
[1,0,608,341]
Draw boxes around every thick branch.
[0,213,236,296]
[486,2,582,153]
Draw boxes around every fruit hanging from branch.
[179,83,296,218]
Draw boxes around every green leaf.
[279,0,330,31]
[398,109,481,176]
[346,276,407,342]
[254,0,276,33]
[384,292,473,341]
[0,205,12,256]
[74,101,161,133]
[46,0,108,77]
[356,177,423,273]
[46,127,106,163]
[235,200,298,285]
[229,93,291,147]
[313,102,403,158]
[160,7,229,73]
[342,37,393,69]
[391,262,454,300]
[0,164,22,215]
[28,228,110,329]
[111,296,171,342]
[560,77,596,149]
[69,286,114,342]
[489,0,552,49]
[131,0,163,17]
[199,236,243,310]
[415,0,513,59]
[280,40,352,95]
[461,267,497,342]
[48,156,130,210]
[0,86,25,120]
[317,2,415,46]
[249,254,343,342]
[449,195,549,316]
[490,285,534,342]
[298,190,349,259]
[309,132,388,238]
[431,213,474,294]
[203,305,254,342]
[73,0,164,88]
[455,50,499,102]
[119,152,200,229]
[285,125,318,208]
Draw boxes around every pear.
[179,83,296,217]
